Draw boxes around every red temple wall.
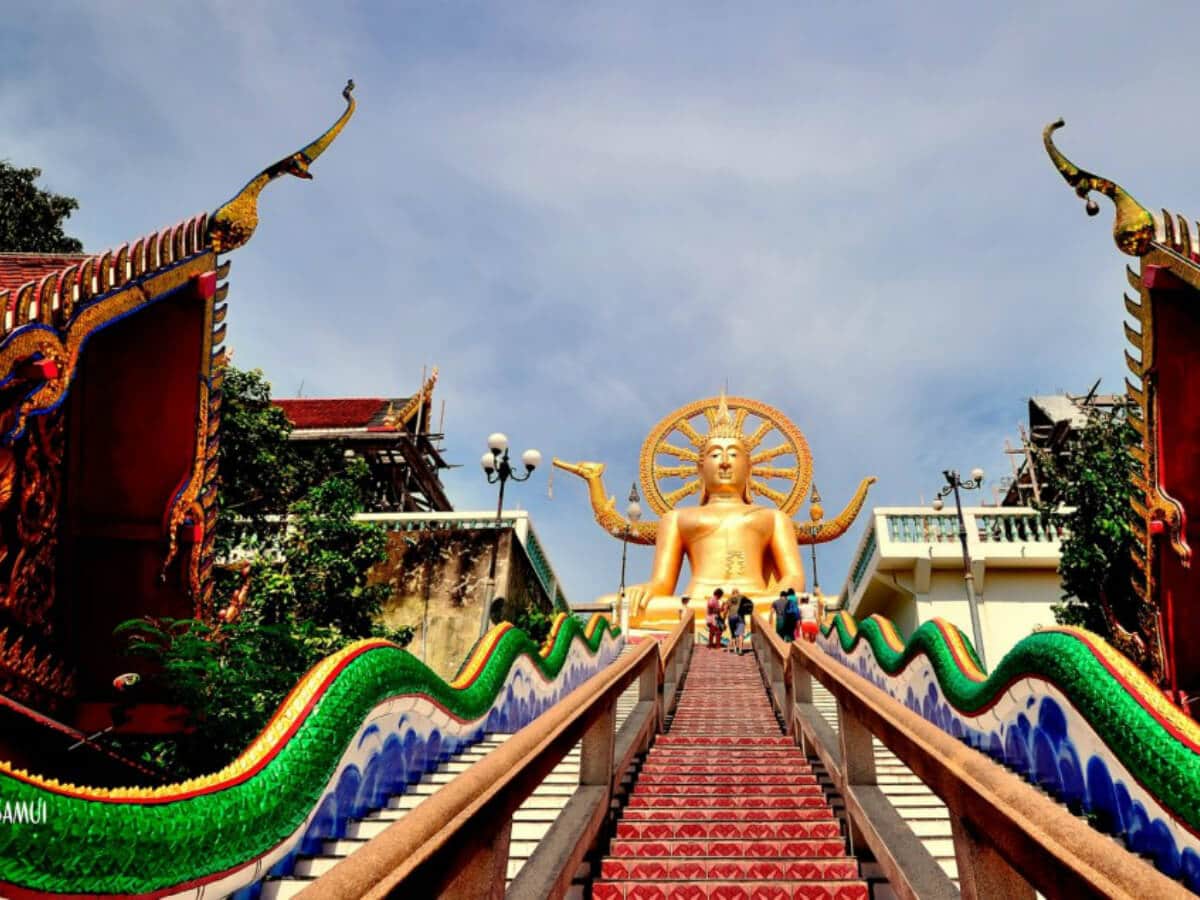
[59,292,205,702]
[1151,281,1200,694]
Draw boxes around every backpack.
[738,596,754,618]
[784,595,800,622]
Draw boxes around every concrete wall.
[371,526,556,680]
[864,568,1060,669]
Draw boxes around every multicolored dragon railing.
[0,613,622,898]
[820,612,1200,891]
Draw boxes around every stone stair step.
[592,880,868,898]
[626,795,832,810]
[599,856,861,880]
[608,838,851,858]
[293,855,340,878]
[258,877,314,899]
[621,808,837,822]
[657,736,794,746]
[631,783,825,796]
[615,821,842,840]
[636,773,820,786]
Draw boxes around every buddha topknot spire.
[705,389,744,445]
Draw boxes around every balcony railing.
[849,528,878,592]
[975,512,1065,543]
[883,509,1067,545]
[842,507,1068,610]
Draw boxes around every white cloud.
[4,0,1199,608]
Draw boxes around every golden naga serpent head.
[1043,119,1154,257]
[210,79,357,254]
[552,394,876,547]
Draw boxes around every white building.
[839,507,1065,669]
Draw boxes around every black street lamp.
[808,484,822,597]
[933,467,987,668]
[480,432,541,631]
[618,482,643,627]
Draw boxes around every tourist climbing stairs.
[592,648,869,899]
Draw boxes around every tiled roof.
[275,398,410,430]
[274,369,439,433]
[0,253,88,294]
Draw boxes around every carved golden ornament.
[0,215,210,342]
[640,394,812,516]
[0,447,15,513]
[161,371,213,599]
[1043,119,1155,257]
[1118,250,1190,672]
[0,250,214,444]
[795,476,876,544]
[8,415,65,633]
[550,459,657,545]
[380,367,439,430]
[210,80,356,254]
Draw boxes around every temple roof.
[275,398,415,431]
[0,252,87,294]
[274,368,439,434]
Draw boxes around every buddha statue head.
[698,393,752,504]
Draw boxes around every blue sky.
[6,2,1200,607]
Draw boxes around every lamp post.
[479,432,541,634]
[808,484,823,598]
[933,467,987,669]
[618,483,642,630]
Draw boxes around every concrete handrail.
[658,609,696,722]
[788,638,1190,900]
[304,611,695,899]
[750,611,792,731]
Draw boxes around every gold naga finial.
[210,79,357,254]
[1043,119,1155,257]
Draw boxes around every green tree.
[513,603,554,643]
[239,460,391,635]
[0,161,84,252]
[214,366,362,557]
[117,366,410,776]
[1034,403,1142,645]
[115,616,348,774]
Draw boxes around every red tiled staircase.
[593,648,868,899]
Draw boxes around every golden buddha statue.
[553,393,876,633]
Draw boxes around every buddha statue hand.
[624,583,653,616]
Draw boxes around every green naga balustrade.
[819,612,1200,889]
[0,613,622,898]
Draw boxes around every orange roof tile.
[275,398,397,430]
[0,253,87,294]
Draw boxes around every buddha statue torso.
[623,403,805,630]
[677,502,778,590]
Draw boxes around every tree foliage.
[117,365,410,776]
[512,603,554,643]
[0,161,84,252]
[1034,403,1141,642]
[114,616,352,773]
[212,367,346,557]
